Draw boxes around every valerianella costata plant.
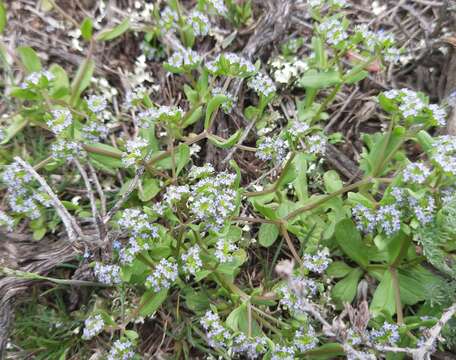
[1,0,455,359]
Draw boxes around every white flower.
[51,139,84,160]
[256,137,289,163]
[211,87,237,113]
[376,205,401,236]
[166,48,202,70]
[409,195,435,225]
[82,314,104,340]
[182,245,203,275]
[0,211,14,231]
[164,185,190,204]
[189,163,215,179]
[94,263,121,285]
[352,204,377,233]
[20,70,54,88]
[370,322,400,346]
[215,238,237,263]
[431,135,456,175]
[318,18,348,46]
[107,339,135,360]
[47,109,73,135]
[429,104,446,126]
[207,0,228,16]
[82,121,109,142]
[200,310,232,349]
[121,137,149,167]
[248,73,276,98]
[303,248,331,273]
[402,162,431,184]
[205,53,256,77]
[189,11,210,36]
[294,325,318,352]
[86,95,108,113]
[271,345,295,360]
[306,134,326,156]
[145,258,178,292]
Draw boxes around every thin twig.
[87,162,107,217]
[15,157,83,241]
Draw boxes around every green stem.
[389,266,404,325]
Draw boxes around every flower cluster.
[248,73,276,98]
[200,310,232,349]
[82,121,109,142]
[182,245,203,275]
[47,109,73,135]
[402,162,431,184]
[145,258,178,292]
[305,134,326,156]
[0,210,14,231]
[94,263,122,285]
[272,345,295,360]
[431,135,456,176]
[215,237,238,263]
[294,325,318,352]
[50,139,84,160]
[355,25,399,61]
[82,314,104,340]
[256,136,289,163]
[369,322,400,346]
[409,195,435,225]
[137,105,184,128]
[211,87,237,113]
[205,53,256,78]
[376,205,402,236]
[107,339,135,360]
[189,11,210,36]
[121,137,150,168]
[117,208,159,264]
[278,276,318,315]
[232,334,267,359]
[352,204,377,233]
[189,163,215,179]
[164,185,190,205]
[303,248,331,273]
[381,88,446,126]
[189,171,238,231]
[1,160,50,220]
[166,48,202,72]
[86,95,108,113]
[207,0,228,16]
[159,7,178,29]
[20,70,54,89]
[317,18,348,47]
[287,120,310,139]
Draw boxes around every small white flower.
[0,211,14,231]
[402,163,431,184]
[145,258,178,292]
[189,11,210,36]
[303,248,331,274]
[82,314,104,340]
[94,263,121,285]
[47,109,73,135]
[370,322,400,346]
[376,205,401,236]
[248,73,276,98]
[182,245,203,275]
[86,95,108,113]
[121,137,149,168]
[107,339,135,360]
[318,18,348,46]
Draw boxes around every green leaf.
[226,304,246,332]
[298,70,341,89]
[139,178,161,202]
[87,143,123,169]
[331,268,363,305]
[204,94,228,129]
[303,343,344,359]
[312,36,327,69]
[323,170,343,193]
[185,291,210,313]
[334,219,369,268]
[292,154,308,202]
[370,270,395,317]
[207,130,242,149]
[415,130,434,154]
[0,115,27,144]
[33,227,47,241]
[49,64,70,99]
[326,261,353,278]
[71,59,95,101]
[96,18,130,41]
[17,46,42,72]
[258,223,279,247]
[124,330,139,340]
[139,289,168,317]
[0,1,6,34]
[345,69,369,84]
[183,106,203,128]
[80,17,93,41]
